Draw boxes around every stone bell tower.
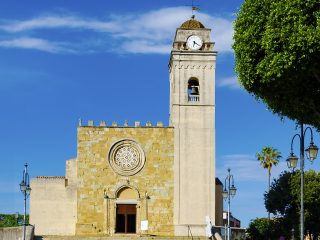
[169,17,217,236]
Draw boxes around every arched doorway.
[115,187,139,234]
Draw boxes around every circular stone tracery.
[109,140,145,176]
[115,146,139,170]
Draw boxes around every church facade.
[30,17,223,237]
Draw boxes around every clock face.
[187,35,203,50]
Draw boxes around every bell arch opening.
[188,78,200,102]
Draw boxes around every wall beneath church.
[75,126,174,236]
[30,159,77,236]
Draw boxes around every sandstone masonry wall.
[76,126,174,236]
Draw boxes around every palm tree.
[257,146,282,193]
[257,146,281,223]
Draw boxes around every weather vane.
[187,0,200,18]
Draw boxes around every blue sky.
[0,0,319,228]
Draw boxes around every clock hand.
[193,41,200,46]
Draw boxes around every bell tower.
[169,17,217,235]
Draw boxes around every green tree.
[257,147,281,193]
[246,217,291,240]
[265,170,320,238]
[264,171,299,237]
[233,0,320,129]
[257,146,281,240]
[246,218,270,240]
[264,172,296,217]
[0,214,28,228]
[290,170,320,239]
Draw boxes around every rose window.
[108,140,145,176]
[114,146,139,170]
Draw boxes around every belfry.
[30,15,223,237]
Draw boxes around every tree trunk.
[268,169,271,193]
[268,168,271,240]
[268,168,271,220]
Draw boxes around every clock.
[187,35,203,50]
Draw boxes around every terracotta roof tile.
[180,19,205,29]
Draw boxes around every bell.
[190,86,199,95]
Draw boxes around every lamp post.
[15,212,19,226]
[222,168,237,240]
[19,163,31,240]
[286,123,318,240]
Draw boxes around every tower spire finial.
[191,0,200,17]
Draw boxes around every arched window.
[188,78,200,102]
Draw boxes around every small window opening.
[188,78,200,102]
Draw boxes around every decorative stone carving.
[157,121,163,127]
[99,121,106,127]
[108,140,145,176]
[134,121,141,127]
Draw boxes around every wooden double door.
[116,204,136,233]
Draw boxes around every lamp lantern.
[229,185,237,198]
[286,153,298,169]
[222,189,228,200]
[305,142,319,162]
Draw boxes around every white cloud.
[121,40,171,54]
[0,15,117,33]
[217,76,240,89]
[0,7,234,54]
[217,154,287,182]
[199,14,234,53]
[0,37,74,53]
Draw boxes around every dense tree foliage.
[290,170,320,238]
[0,214,28,228]
[264,170,320,238]
[233,0,320,129]
[246,217,291,240]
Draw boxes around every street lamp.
[286,123,318,240]
[19,163,31,240]
[15,212,19,225]
[222,168,237,240]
